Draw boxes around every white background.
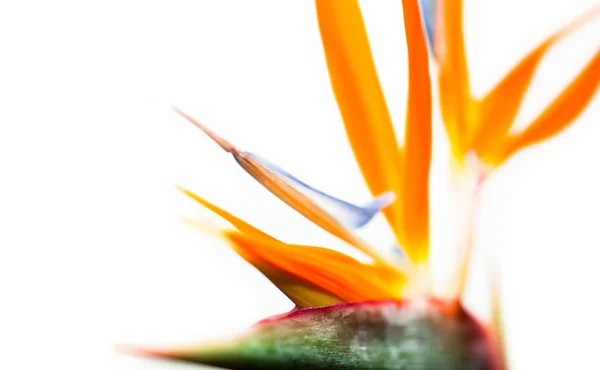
[1,0,599,369]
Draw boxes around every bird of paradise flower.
[125,0,600,369]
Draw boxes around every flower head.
[422,0,600,169]
[125,1,599,369]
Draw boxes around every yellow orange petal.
[437,0,472,159]
[179,186,275,241]
[233,151,389,263]
[174,110,389,265]
[399,0,432,263]
[471,45,550,157]
[179,188,406,307]
[510,51,600,152]
[491,50,600,165]
[314,0,405,247]
[225,231,406,307]
[472,8,600,158]
[181,188,341,306]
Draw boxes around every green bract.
[138,300,497,370]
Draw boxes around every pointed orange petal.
[471,45,550,157]
[437,0,472,159]
[179,188,406,307]
[181,189,340,306]
[225,231,407,307]
[399,0,432,263]
[173,107,236,152]
[315,0,405,245]
[233,151,390,263]
[178,186,275,241]
[174,110,389,264]
[499,50,600,163]
[472,8,600,158]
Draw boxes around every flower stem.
[445,156,486,306]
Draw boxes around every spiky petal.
[174,108,393,265]
[433,1,600,166]
[180,189,406,308]
[315,0,432,265]
[473,8,600,166]
[240,152,396,229]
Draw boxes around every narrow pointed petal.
[173,107,236,152]
[225,232,406,307]
[508,50,600,156]
[400,0,433,263]
[472,8,600,159]
[179,186,275,241]
[243,152,395,229]
[489,50,600,165]
[471,44,550,157]
[179,189,405,307]
[174,109,391,264]
[315,0,433,265]
[315,0,406,245]
[437,0,472,159]
[233,151,393,264]
[131,300,498,370]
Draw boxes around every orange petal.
[180,188,406,307]
[181,188,340,306]
[179,186,275,241]
[496,50,600,164]
[472,7,600,159]
[232,151,389,263]
[174,110,389,265]
[471,45,550,157]
[314,0,405,247]
[225,231,407,307]
[399,0,432,263]
[511,50,600,149]
[436,0,472,159]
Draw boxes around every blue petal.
[241,152,395,229]
[419,0,438,57]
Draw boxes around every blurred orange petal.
[472,8,600,159]
[174,110,387,264]
[179,186,275,241]
[225,231,407,307]
[437,0,472,158]
[233,151,388,263]
[399,0,432,263]
[315,0,405,247]
[315,0,432,264]
[497,50,600,164]
[180,188,406,307]
[471,45,549,157]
